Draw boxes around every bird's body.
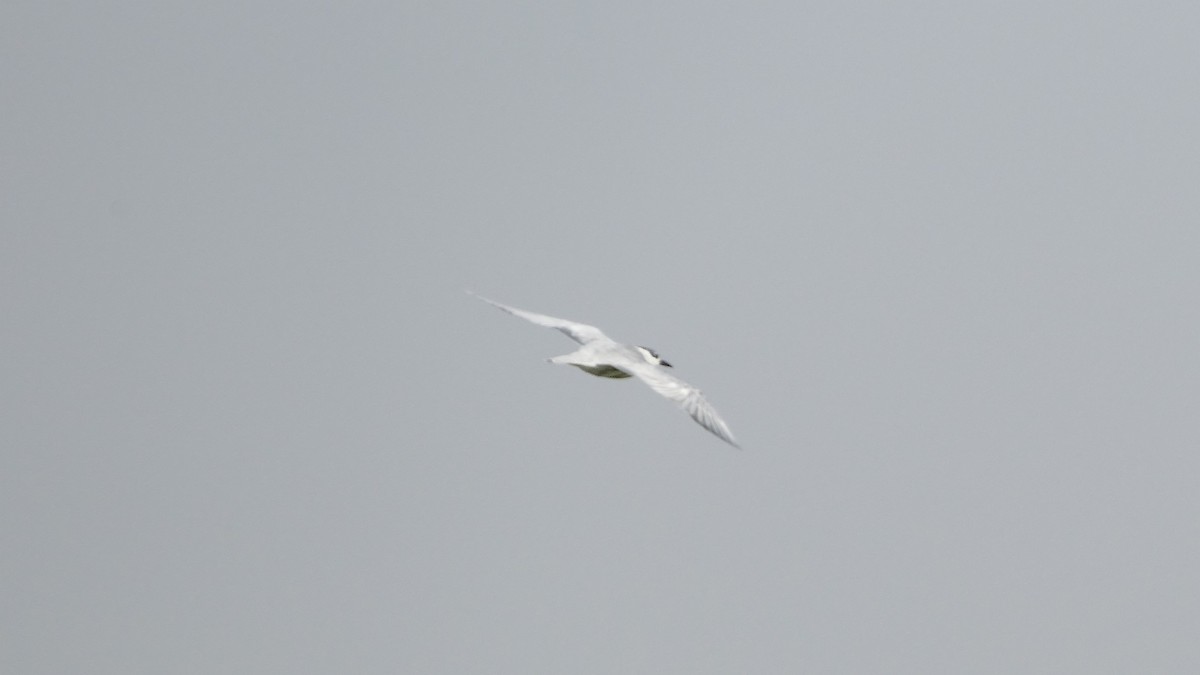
[470,292,740,448]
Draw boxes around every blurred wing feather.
[628,363,740,448]
[469,292,610,345]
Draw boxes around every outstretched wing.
[626,362,740,448]
[469,291,611,345]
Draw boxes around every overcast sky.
[3,2,1199,673]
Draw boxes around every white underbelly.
[574,364,632,378]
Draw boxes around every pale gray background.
[3,2,1198,673]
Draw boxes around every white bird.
[470,292,740,448]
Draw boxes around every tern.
[470,292,740,448]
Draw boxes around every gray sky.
[3,2,1198,673]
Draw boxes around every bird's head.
[635,346,672,368]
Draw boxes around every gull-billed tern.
[470,292,740,448]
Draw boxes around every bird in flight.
[470,292,740,448]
